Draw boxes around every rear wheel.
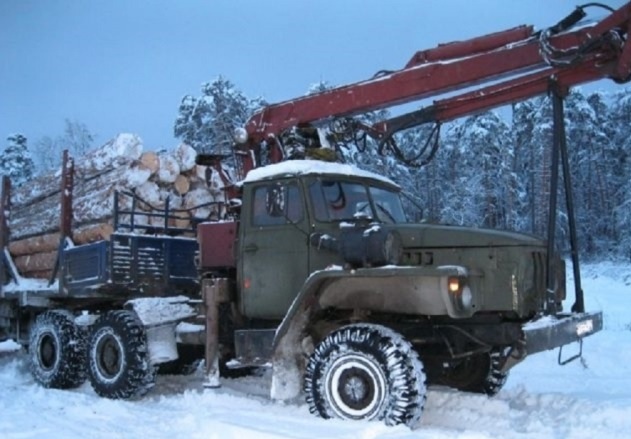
[304,324,426,427]
[438,349,509,396]
[87,310,156,399]
[29,310,86,389]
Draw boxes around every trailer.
[0,153,209,398]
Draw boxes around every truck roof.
[240,159,399,188]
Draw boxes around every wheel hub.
[339,368,373,408]
[95,333,123,379]
[38,333,57,370]
[326,354,386,420]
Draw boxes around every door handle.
[244,244,259,253]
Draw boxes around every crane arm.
[379,3,631,134]
[237,2,631,173]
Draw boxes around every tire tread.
[304,323,426,427]
[87,310,156,399]
[29,310,86,389]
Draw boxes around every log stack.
[7,133,230,279]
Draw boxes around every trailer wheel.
[87,310,156,399]
[29,310,87,389]
[304,324,426,427]
[439,349,509,396]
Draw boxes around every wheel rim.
[37,332,58,371]
[94,332,124,380]
[325,353,386,420]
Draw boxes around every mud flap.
[234,329,275,365]
[522,311,603,357]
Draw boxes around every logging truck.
[2,1,630,427]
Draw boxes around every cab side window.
[252,183,304,226]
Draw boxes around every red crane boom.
[235,2,631,174]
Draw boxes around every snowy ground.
[1,261,630,439]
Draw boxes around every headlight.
[448,276,462,293]
[447,276,473,311]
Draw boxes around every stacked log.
[7,135,230,280]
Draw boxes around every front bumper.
[522,311,603,355]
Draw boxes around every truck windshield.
[309,180,407,223]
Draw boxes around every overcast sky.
[1,0,627,150]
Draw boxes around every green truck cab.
[197,159,602,427]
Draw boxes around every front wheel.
[304,324,426,427]
[87,310,156,399]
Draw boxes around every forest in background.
[172,78,631,260]
[3,77,631,260]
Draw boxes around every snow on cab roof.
[240,160,398,187]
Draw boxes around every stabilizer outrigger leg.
[202,277,231,389]
[542,81,591,367]
[547,80,585,316]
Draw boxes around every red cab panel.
[197,222,238,269]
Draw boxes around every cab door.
[239,180,310,319]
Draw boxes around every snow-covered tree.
[1,134,35,185]
[32,135,59,172]
[512,100,539,233]
[506,89,629,258]
[32,119,96,172]
[173,76,265,156]
[438,111,516,229]
[562,89,615,255]
[610,87,631,259]
[60,119,95,157]
[529,96,554,238]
